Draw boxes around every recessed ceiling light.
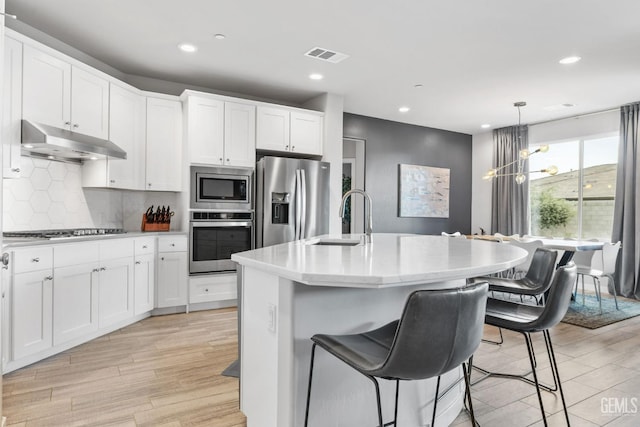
[398,106,410,113]
[481,124,491,129]
[309,73,323,80]
[559,56,581,64]
[543,103,576,111]
[178,43,198,53]
[213,34,226,40]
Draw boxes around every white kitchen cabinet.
[156,236,188,308]
[189,273,237,304]
[22,45,109,139]
[185,96,224,165]
[53,243,100,346]
[184,95,256,167]
[146,96,182,191]
[290,111,323,155]
[82,83,146,190]
[11,247,54,361]
[256,106,323,156]
[134,237,155,315]
[256,106,289,152]
[98,256,134,328]
[224,102,256,167]
[53,262,100,346]
[2,35,22,178]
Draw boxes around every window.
[528,135,618,240]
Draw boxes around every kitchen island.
[232,233,526,427]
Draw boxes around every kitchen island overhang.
[232,234,527,427]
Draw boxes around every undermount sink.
[307,238,362,246]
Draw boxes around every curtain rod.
[530,106,619,127]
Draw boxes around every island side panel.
[240,266,295,426]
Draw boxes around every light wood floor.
[3,303,640,426]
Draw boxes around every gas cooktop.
[3,228,126,240]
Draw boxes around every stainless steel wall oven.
[189,211,254,274]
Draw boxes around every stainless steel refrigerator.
[256,156,330,247]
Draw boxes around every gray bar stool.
[304,282,489,427]
[481,263,577,426]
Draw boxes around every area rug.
[221,359,239,378]
[561,294,640,329]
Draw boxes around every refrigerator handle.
[295,169,302,240]
[300,168,307,238]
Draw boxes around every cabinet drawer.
[189,274,237,304]
[134,237,156,255]
[100,239,134,260]
[13,247,53,273]
[158,236,187,252]
[54,243,100,268]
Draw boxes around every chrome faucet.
[339,189,373,242]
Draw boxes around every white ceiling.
[6,0,640,135]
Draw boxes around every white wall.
[471,131,493,234]
[303,93,345,235]
[471,109,620,235]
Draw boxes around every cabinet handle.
[11,167,20,173]
[32,257,40,263]
[142,245,148,249]
[100,267,106,271]
[219,158,223,163]
[73,123,79,129]
[64,121,71,126]
[226,158,230,162]
[135,261,142,265]
[44,276,53,281]
[161,257,165,261]
[148,183,152,187]
[1,253,9,268]
[93,268,100,273]
[291,145,295,151]
[110,179,116,184]
[285,145,289,150]
[170,243,175,247]
[204,288,209,292]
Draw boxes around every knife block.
[141,214,170,232]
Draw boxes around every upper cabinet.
[256,106,323,156]
[2,35,23,178]
[82,83,146,190]
[183,94,256,168]
[22,45,109,139]
[146,96,182,192]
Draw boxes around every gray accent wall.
[343,113,472,235]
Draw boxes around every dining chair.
[576,241,621,313]
[304,282,489,427]
[507,239,544,279]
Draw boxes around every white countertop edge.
[2,231,188,248]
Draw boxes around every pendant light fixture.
[483,102,558,184]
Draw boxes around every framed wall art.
[398,164,450,218]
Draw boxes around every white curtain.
[612,102,640,298]
[491,125,529,236]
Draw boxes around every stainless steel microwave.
[190,166,253,210]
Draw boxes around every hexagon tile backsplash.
[2,157,180,232]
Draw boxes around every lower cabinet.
[189,273,237,304]
[156,251,188,308]
[98,256,134,328]
[13,269,53,359]
[53,262,100,346]
[134,253,155,315]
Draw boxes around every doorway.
[342,138,366,234]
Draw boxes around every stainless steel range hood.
[21,120,127,164]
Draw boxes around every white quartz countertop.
[2,231,187,248]
[232,233,528,288]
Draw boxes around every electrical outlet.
[267,303,277,333]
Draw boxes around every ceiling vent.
[304,47,349,64]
